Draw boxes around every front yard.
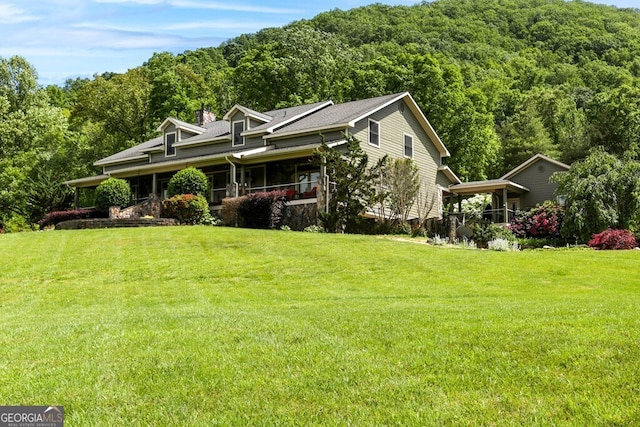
[0,227,638,425]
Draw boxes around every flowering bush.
[510,202,563,239]
[162,194,211,225]
[587,229,638,250]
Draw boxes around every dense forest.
[2,0,640,229]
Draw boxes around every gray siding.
[510,159,566,209]
[269,131,342,149]
[353,100,443,220]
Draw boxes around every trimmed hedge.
[38,209,105,228]
[162,194,210,225]
[95,178,131,210]
[168,168,210,198]
[224,191,288,229]
[588,229,638,250]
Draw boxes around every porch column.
[151,173,157,196]
[239,165,245,195]
[503,188,508,224]
[74,187,79,209]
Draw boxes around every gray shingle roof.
[176,120,231,145]
[95,92,436,166]
[94,136,163,166]
[269,93,405,136]
[249,101,334,133]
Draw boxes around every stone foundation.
[284,202,318,230]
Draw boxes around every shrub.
[470,220,515,246]
[587,229,638,250]
[237,191,288,229]
[488,238,520,252]
[303,225,324,233]
[220,197,242,227]
[2,215,32,232]
[162,194,211,225]
[95,178,131,210]
[510,202,564,239]
[38,209,103,228]
[168,167,209,197]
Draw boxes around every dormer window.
[233,120,245,147]
[165,132,176,157]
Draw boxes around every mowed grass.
[0,227,639,426]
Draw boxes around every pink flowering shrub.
[588,229,638,250]
[510,202,563,238]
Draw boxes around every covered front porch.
[65,151,327,211]
[448,179,530,224]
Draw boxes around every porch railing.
[210,180,319,205]
[481,208,517,224]
[243,181,319,199]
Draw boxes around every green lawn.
[0,227,639,426]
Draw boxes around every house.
[448,154,570,223]
[65,92,460,225]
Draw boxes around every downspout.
[225,156,238,198]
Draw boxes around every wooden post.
[503,188,508,224]
[448,214,457,244]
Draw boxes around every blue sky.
[0,0,637,86]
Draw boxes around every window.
[233,121,245,147]
[404,134,413,158]
[165,132,176,157]
[369,119,380,147]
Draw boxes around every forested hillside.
[2,0,640,228]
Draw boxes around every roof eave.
[501,154,570,180]
[94,154,149,167]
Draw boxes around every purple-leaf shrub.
[588,229,638,250]
[237,191,288,229]
[38,209,100,228]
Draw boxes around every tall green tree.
[314,135,382,233]
[552,149,640,241]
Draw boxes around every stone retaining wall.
[56,218,176,230]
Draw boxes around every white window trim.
[232,120,245,147]
[165,132,177,157]
[403,133,414,159]
[368,119,380,148]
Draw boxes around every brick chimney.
[195,104,215,126]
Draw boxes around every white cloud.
[0,3,40,23]
[93,0,302,14]
[163,20,284,31]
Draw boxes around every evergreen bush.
[95,178,131,210]
[168,167,210,197]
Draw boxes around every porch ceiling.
[448,179,529,196]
